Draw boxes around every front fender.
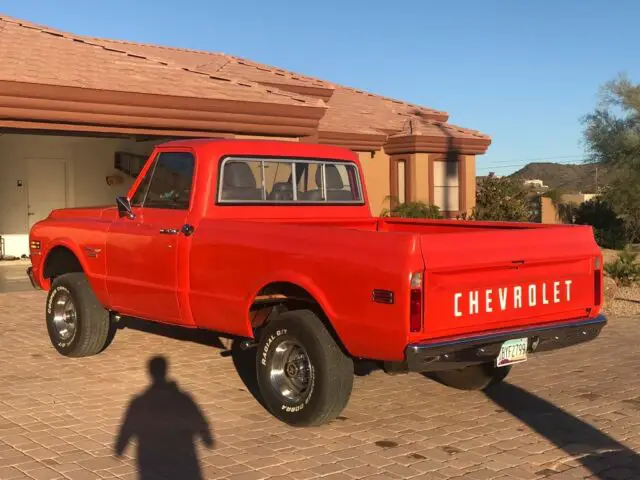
[41,238,109,307]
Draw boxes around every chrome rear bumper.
[404,315,607,372]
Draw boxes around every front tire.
[256,309,354,426]
[46,273,113,357]
[432,363,512,391]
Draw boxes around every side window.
[130,158,157,207]
[135,152,195,210]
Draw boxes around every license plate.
[496,337,528,367]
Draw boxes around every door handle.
[159,228,179,235]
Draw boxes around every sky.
[1,0,638,175]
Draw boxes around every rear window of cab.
[217,157,363,204]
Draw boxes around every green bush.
[381,201,442,219]
[473,176,532,222]
[604,245,640,286]
[573,198,626,249]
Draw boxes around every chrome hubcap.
[51,291,77,342]
[269,340,311,402]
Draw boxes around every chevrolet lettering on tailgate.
[454,280,574,317]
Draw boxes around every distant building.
[523,179,547,189]
[560,193,599,204]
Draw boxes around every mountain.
[507,162,612,193]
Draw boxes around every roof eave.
[384,133,492,156]
[0,80,326,137]
[303,129,388,152]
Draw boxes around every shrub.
[604,245,640,286]
[573,198,626,249]
[381,201,442,219]
[473,176,532,222]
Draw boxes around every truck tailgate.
[420,225,602,338]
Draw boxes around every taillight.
[410,271,423,332]
[594,256,602,307]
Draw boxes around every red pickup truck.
[27,139,606,426]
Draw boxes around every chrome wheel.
[269,340,311,402]
[51,291,77,342]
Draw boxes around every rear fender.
[246,270,344,342]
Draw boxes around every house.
[0,15,491,258]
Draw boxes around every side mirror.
[116,196,135,219]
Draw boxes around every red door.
[106,151,195,325]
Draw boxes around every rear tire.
[432,363,512,391]
[256,309,353,426]
[46,272,113,357]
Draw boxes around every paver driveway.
[0,264,32,294]
[0,291,639,480]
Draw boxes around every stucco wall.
[412,153,430,204]
[540,197,560,224]
[0,134,158,257]
[357,150,390,216]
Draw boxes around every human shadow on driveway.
[485,382,640,479]
[116,317,269,412]
[114,355,215,480]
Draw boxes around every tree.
[472,175,532,222]
[583,74,640,243]
[573,198,626,249]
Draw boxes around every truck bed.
[188,214,601,360]
[281,217,602,339]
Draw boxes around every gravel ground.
[601,248,640,317]
[609,285,640,316]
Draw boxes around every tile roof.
[316,87,448,136]
[90,38,331,90]
[0,14,490,147]
[80,37,454,137]
[392,117,490,141]
[0,16,322,107]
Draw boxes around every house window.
[433,161,459,212]
[396,160,406,204]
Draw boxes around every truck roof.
[155,138,359,161]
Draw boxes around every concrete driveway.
[0,290,638,480]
